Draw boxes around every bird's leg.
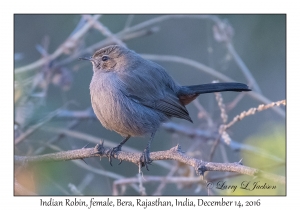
[108,135,131,166]
[140,132,155,171]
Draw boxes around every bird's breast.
[89,72,165,137]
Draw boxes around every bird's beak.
[78,56,93,61]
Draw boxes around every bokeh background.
[14,14,286,195]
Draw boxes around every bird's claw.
[140,149,152,171]
[107,146,122,166]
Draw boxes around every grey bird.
[80,45,251,170]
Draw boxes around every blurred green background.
[14,15,285,195]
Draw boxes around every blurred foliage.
[243,124,285,169]
[217,124,285,195]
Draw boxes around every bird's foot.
[140,148,152,171]
[107,145,122,166]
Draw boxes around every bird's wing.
[117,61,192,122]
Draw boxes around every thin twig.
[138,172,147,195]
[223,99,286,131]
[123,15,135,30]
[125,15,220,34]
[68,183,83,195]
[82,15,125,47]
[215,92,228,124]
[208,134,222,162]
[192,99,214,127]
[226,42,262,93]
[33,119,82,155]
[15,15,101,74]
[114,175,202,195]
[226,93,246,111]
[15,107,63,145]
[153,165,179,195]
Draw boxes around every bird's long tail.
[184,82,251,94]
[178,82,251,105]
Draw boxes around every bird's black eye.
[102,55,109,61]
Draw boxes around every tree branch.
[15,143,285,185]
